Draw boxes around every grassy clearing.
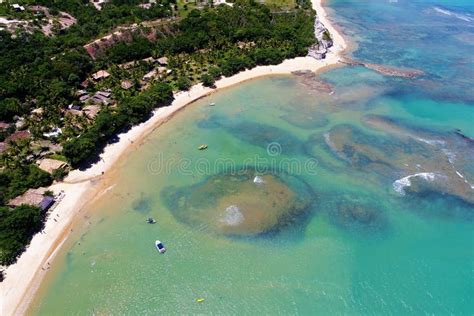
[261,0,297,10]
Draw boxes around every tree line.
[62,0,315,166]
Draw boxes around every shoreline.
[0,1,347,314]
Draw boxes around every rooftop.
[37,158,67,174]
[0,122,10,129]
[8,188,54,211]
[142,69,157,81]
[121,80,134,89]
[157,57,168,65]
[6,130,31,143]
[92,70,111,80]
[83,105,101,119]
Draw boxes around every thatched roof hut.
[8,188,55,211]
[92,70,110,80]
[37,158,67,174]
[83,105,101,119]
[121,80,134,89]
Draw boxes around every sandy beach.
[0,1,347,314]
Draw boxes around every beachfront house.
[37,158,67,174]
[8,188,55,212]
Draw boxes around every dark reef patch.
[131,194,152,214]
[402,190,474,221]
[312,123,474,205]
[321,193,389,234]
[161,167,316,238]
[197,115,305,155]
[280,112,329,130]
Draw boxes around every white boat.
[155,240,166,253]
[209,102,216,106]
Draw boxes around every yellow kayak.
[198,144,208,150]
[196,298,205,303]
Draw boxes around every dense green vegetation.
[0,205,45,265]
[0,165,52,205]
[63,82,173,167]
[0,0,172,122]
[101,2,315,66]
[22,0,172,41]
[60,0,315,166]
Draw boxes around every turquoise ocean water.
[29,0,473,314]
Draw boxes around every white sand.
[0,1,347,314]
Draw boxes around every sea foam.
[253,176,265,184]
[433,7,473,22]
[393,172,437,195]
[221,205,244,226]
[324,132,349,162]
[415,137,445,147]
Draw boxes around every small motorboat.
[155,240,166,253]
[147,218,156,224]
[209,102,216,106]
[198,144,208,150]
[196,298,205,303]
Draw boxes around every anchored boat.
[155,240,166,253]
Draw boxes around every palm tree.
[2,138,32,169]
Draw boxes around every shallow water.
[29,0,474,314]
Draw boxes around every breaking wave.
[393,172,437,195]
[432,7,474,22]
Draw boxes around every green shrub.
[202,73,215,87]
[176,76,192,91]
[0,205,45,265]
